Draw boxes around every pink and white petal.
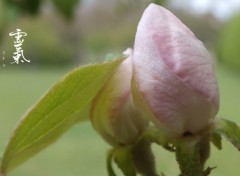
[132,4,219,136]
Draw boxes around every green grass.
[0,64,240,176]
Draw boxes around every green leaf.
[213,118,240,151]
[52,0,80,19]
[0,57,124,174]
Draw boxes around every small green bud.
[90,50,148,146]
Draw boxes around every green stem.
[175,135,211,176]
[199,135,210,167]
[176,140,203,176]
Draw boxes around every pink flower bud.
[132,4,219,138]
[90,50,148,146]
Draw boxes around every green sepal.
[203,167,216,176]
[141,126,175,152]
[213,118,240,151]
[210,133,222,150]
[132,140,158,176]
[113,146,136,176]
[107,137,158,176]
[107,150,117,176]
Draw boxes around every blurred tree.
[217,14,240,71]
[167,8,222,47]
[0,1,5,42]
[0,0,80,55]
[153,0,166,5]
[51,0,79,19]
[1,0,169,66]
[0,0,20,43]
[3,0,80,19]
[4,0,41,15]
[79,0,147,62]
[2,17,77,66]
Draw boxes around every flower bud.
[90,50,148,146]
[132,4,219,138]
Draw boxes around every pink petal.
[132,4,219,137]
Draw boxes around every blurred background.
[0,0,240,175]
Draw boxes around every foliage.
[3,0,80,19]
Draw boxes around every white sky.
[80,0,240,21]
[169,0,240,21]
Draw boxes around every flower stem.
[175,135,211,176]
[176,140,203,176]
